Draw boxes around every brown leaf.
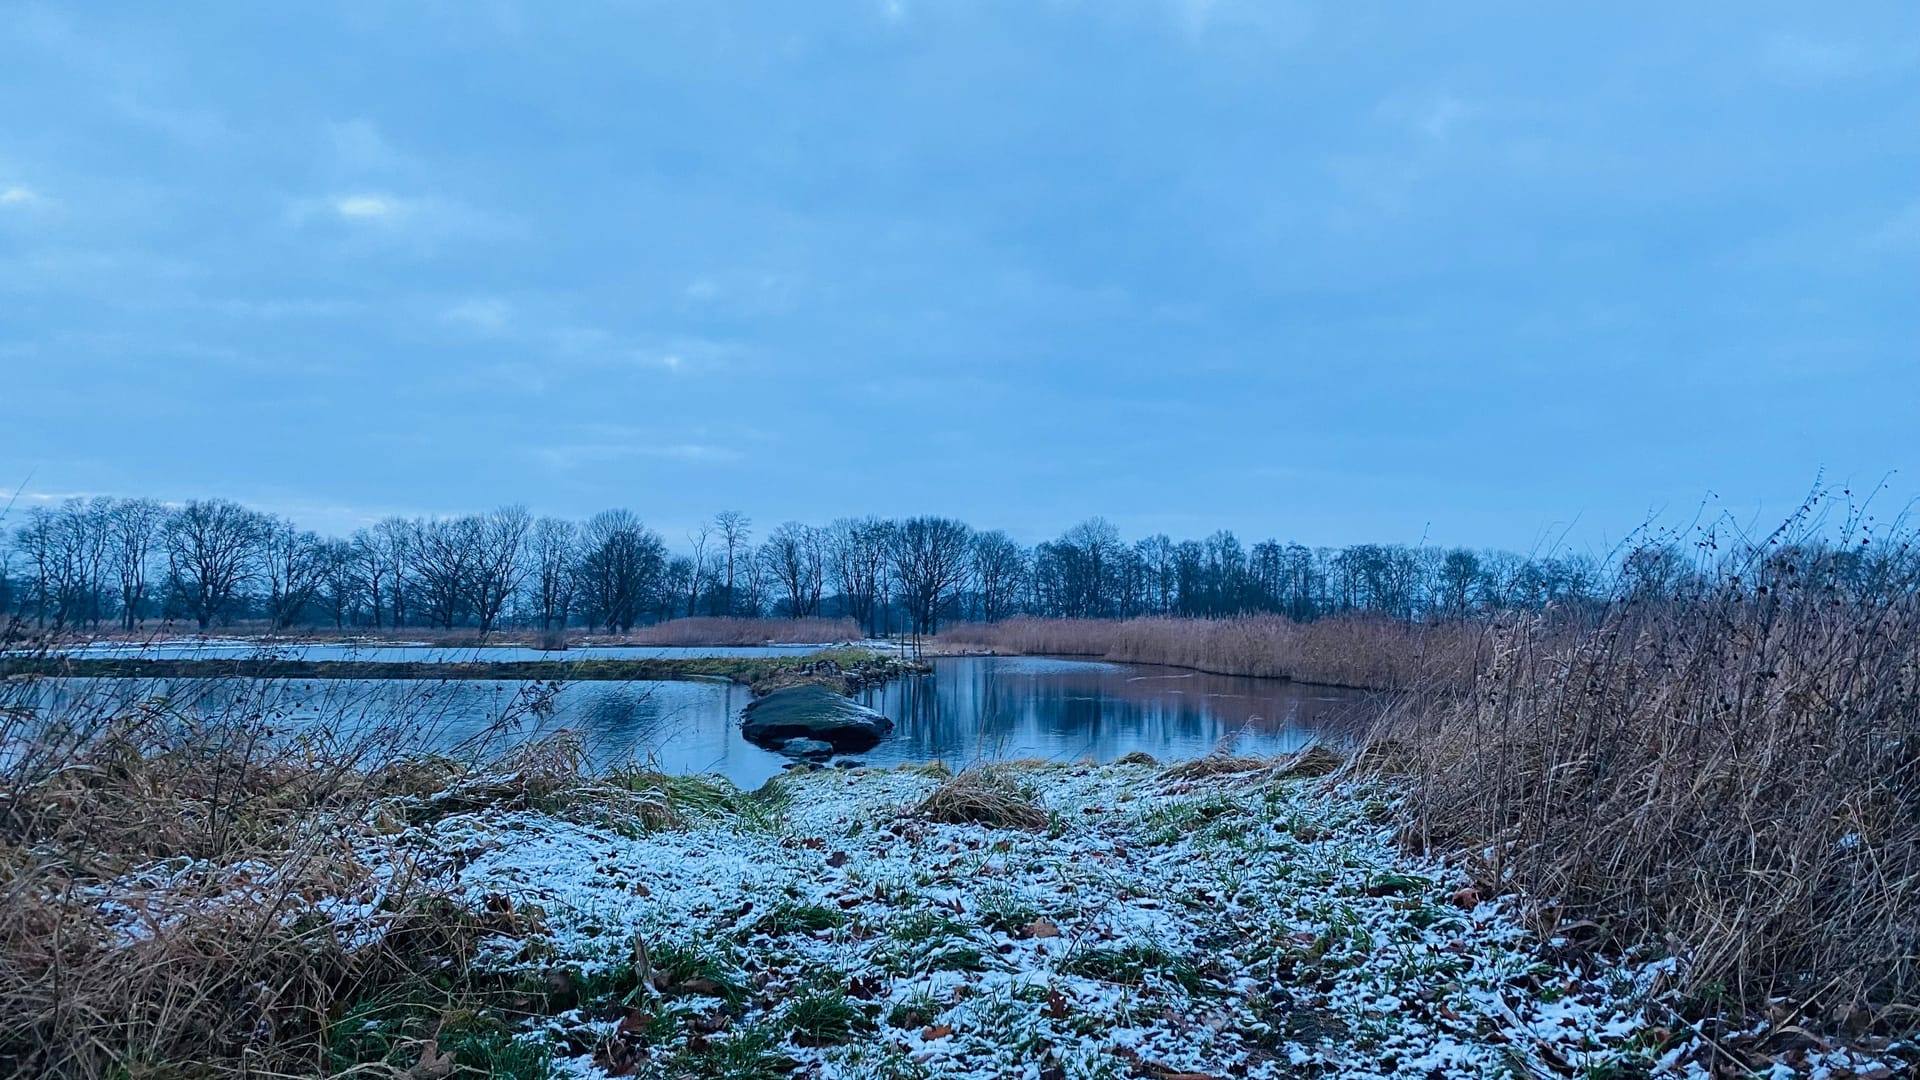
[1450,886,1481,908]
[921,1024,953,1040]
[616,1009,654,1036]
[1043,989,1071,1020]
[1022,919,1061,939]
[678,977,722,996]
[826,851,851,868]
[410,1039,456,1079]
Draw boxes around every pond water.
[10,656,1379,788]
[29,640,847,661]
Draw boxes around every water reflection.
[13,656,1379,789]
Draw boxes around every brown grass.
[913,767,1050,830]
[937,614,1479,690]
[0,671,707,1076]
[1384,547,1920,1035]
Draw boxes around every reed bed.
[938,613,1480,690]
[1388,534,1920,1038]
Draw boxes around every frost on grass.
[359,762,1900,1080]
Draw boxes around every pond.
[9,656,1380,789]
[30,639,841,661]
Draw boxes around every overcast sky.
[2,2,1915,551]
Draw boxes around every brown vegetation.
[1385,539,1920,1037]
[913,767,1050,830]
[0,684,713,1076]
[938,613,1480,690]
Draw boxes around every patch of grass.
[666,1022,798,1079]
[646,939,751,1007]
[974,887,1045,935]
[784,989,875,1047]
[1060,942,1202,993]
[756,899,849,936]
[914,767,1048,830]
[327,994,555,1079]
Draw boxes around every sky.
[1,2,1915,553]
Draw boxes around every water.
[30,640,847,661]
[9,656,1378,789]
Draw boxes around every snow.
[78,759,1911,1078]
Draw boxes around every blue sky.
[2,2,1915,551]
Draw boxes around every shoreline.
[0,648,925,690]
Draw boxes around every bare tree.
[319,538,359,628]
[762,522,825,618]
[108,497,165,631]
[163,499,267,630]
[468,505,532,636]
[530,516,579,632]
[827,517,891,635]
[971,529,1027,622]
[578,509,666,633]
[889,516,972,637]
[685,523,712,617]
[262,517,330,630]
[411,516,481,629]
[713,510,751,616]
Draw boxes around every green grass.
[784,989,876,1047]
[756,898,849,936]
[1060,942,1203,992]
[326,993,555,1079]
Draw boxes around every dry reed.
[1386,529,1920,1036]
[938,614,1479,690]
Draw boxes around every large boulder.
[741,684,894,752]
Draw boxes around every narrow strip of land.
[0,650,895,686]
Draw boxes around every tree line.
[2,495,1905,637]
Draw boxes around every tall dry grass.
[938,614,1479,690]
[1391,532,1920,1034]
[0,655,656,1076]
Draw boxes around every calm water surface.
[37,640,838,661]
[16,656,1378,788]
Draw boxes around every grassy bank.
[0,647,912,688]
[6,722,1811,1080]
[936,615,1478,690]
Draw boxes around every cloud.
[1865,200,1920,254]
[333,193,402,220]
[327,119,409,176]
[1376,93,1471,142]
[535,441,744,469]
[443,298,513,334]
[1760,34,1870,84]
[0,186,41,206]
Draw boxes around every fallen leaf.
[826,851,851,868]
[1043,989,1071,1020]
[921,1024,953,1040]
[410,1039,455,1079]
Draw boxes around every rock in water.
[741,684,895,752]
[778,737,837,758]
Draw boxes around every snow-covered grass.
[359,759,1910,1080]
